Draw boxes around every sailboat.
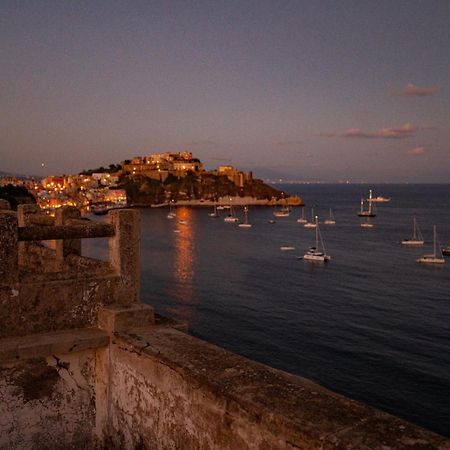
[273,194,290,217]
[401,217,424,246]
[297,207,307,223]
[360,217,373,228]
[208,203,219,218]
[303,216,330,262]
[417,226,445,265]
[357,190,376,217]
[238,206,252,228]
[304,208,317,228]
[323,208,336,225]
[167,201,176,219]
[224,199,239,222]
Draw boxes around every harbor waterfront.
[85,183,450,437]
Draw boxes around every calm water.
[85,184,450,437]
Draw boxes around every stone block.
[98,304,155,333]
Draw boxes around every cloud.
[396,83,440,97]
[342,123,433,139]
[407,146,425,156]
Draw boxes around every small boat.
[442,246,450,256]
[273,207,290,217]
[297,208,307,223]
[370,195,391,203]
[208,204,219,218]
[402,217,424,246]
[304,208,317,228]
[238,206,252,228]
[280,246,295,251]
[360,217,373,228]
[224,199,239,222]
[167,201,176,219]
[323,208,336,225]
[224,215,239,222]
[273,194,290,217]
[303,216,330,262]
[357,190,376,217]
[217,205,230,210]
[268,219,276,224]
[417,226,445,265]
[178,219,188,225]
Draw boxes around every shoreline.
[131,195,304,208]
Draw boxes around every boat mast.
[413,217,417,240]
[315,216,319,249]
[360,199,364,214]
[368,190,373,215]
[433,225,437,257]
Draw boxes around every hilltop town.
[0,151,303,211]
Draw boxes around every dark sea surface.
[85,183,450,437]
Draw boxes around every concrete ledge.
[114,326,450,450]
[0,328,109,363]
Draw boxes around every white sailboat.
[303,216,330,262]
[323,208,336,225]
[402,217,424,246]
[360,217,373,228]
[417,226,445,265]
[238,206,252,228]
[273,194,290,217]
[297,207,307,223]
[304,208,317,228]
[208,203,219,218]
[224,199,239,222]
[167,201,176,219]
[357,190,376,217]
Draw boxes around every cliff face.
[118,173,303,206]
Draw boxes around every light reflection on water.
[169,207,197,320]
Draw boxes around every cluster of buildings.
[122,151,253,188]
[0,174,126,212]
[1,151,255,211]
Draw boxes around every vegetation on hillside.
[117,171,285,205]
[0,185,36,210]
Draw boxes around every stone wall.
[1,206,450,449]
[103,326,450,450]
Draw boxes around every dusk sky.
[2,1,449,182]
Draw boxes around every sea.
[85,183,450,437]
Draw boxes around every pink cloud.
[407,146,426,156]
[397,83,440,97]
[342,123,433,139]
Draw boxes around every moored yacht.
[417,226,445,265]
[303,216,330,262]
[402,217,424,246]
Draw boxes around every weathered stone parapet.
[106,326,450,450]
[0,206,142,337]
[56,205,82,264]
[0,211,18,287]
[108,209,140,305]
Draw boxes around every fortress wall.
[103,326,449,450]
[0,348,100,450]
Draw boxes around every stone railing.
[0,205,140,337]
